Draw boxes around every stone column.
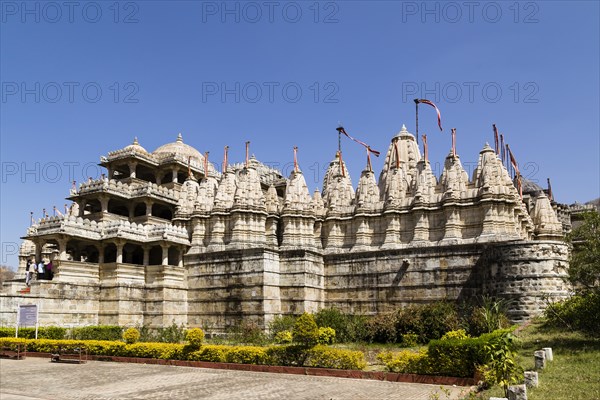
[142,246,150,266]
[178,247,184,268]
[116,242,124,264]
[98,245,105,264]
[172,168,179,184]
[79,200,87,217]
[161,244,169,266]
[35,241,42,262]
[156,174,162,185]
[145,200,153,217]
[107,167,114,179]
[100,196,109,214]
[128,161,138,179]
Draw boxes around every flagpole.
[245,141,250,168]
[414,99,419,145]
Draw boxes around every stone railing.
[32,216,190,245]
[106,148,158,165]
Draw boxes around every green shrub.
[229,321,267,345]
[467,296,511,336]
[306,345,367,370]
[396,302,461,343]
[71,325,123,341]
[266,345,309,366]
[441,329,470,341]
[124,342,184,359]
[185,328,205,348]
[268,315,297,339]
[544,292,600,337]
[274,330,293,344]
[401,332,419,347]
[0,327,66,340]
[292,313,319,347]
[138,322,187,343]
[365,313,397,343]
[313,308,368,343]
[225,346,270,365]
[427,328,515,378]
[123,328,140,344]
[377,348,431,374]
[188,345,228,362]
[317,327,336,345]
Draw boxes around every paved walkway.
[0,357,468,400]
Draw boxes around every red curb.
[25,352,476,386]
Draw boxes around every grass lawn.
[468,320,600,400]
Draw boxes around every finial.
[401,124,408,133]
[177,133,183,142]
[133,137,139,145]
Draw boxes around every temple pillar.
[145,200,152,217]
[128,205,135,219]
[35,241,42,262]
[172,168,179,184]
[98,244,105,264]
[57,237,68,260]
[100,196,109,214]
[107,167,114,179]
[161,244,169,266]
[177,247,184,268]
[142,245,150,266]
[128,161,138,179]
[116,242,124,264]
[79,200,87,217]
[156,174,162,185]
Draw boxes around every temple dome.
[121,137,148,153]
[153,133,204,161]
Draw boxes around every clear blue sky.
[1,1,599,268]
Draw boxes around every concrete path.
[0,357,468,400]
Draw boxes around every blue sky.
[1,1,599,268]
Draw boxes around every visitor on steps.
[37,260,45,280]
[25,260,34,286]
[45,260,54,280]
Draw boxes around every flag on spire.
[223,145,229,173]
[492,124,499,155]
[245,141,250,168]
[336,126,381,156]
[204,152,209,177]
[415,99,443,131]
[293,146,299,172]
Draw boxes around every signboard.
[18,304,38,327]
[16,304,38,338]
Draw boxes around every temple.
[0,126,570,333]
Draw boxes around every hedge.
[379,328,516,378]
[0,327,66,340]
[0,338,366,370]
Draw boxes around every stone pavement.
[0,357,469,400]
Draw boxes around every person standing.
[25,260,34,286]
[45,260,54,280]
[37,260,45,280]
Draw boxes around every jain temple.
[0,126,572,333]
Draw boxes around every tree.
[0,265,16,285]
[566,211,600,292]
